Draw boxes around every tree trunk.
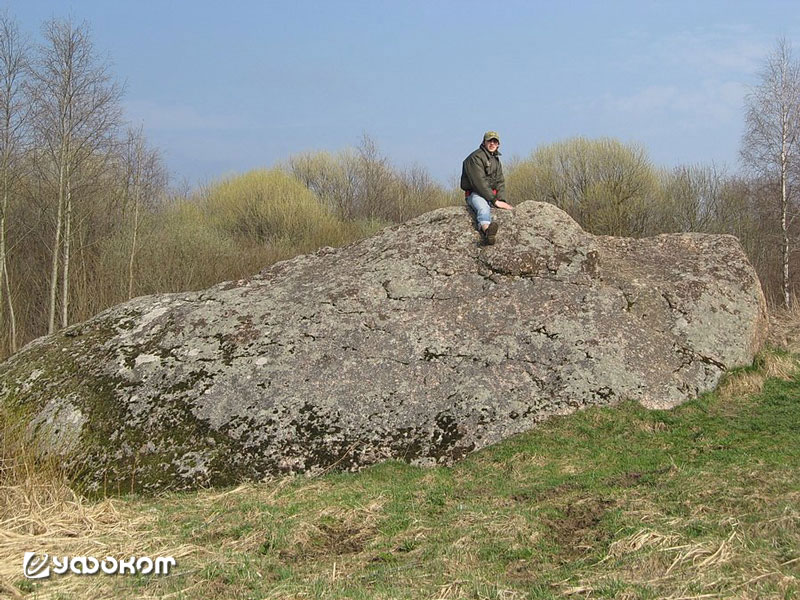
[0,169,6,334]
[781,130,791,309]
[2,254,15,352]
[782,183,791,308]
[0,178,6,349]
[79,223,90,318]
[48,160,65,335]
[741,38,799,308]
[0,165,16,352]
[127,191,140,300]
[61,169,72,328]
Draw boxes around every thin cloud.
[591,24,768,131]
[653,26,771,75]
[615,24,771,76]
[124,100,248,132]
[601,80,746,125]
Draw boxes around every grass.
[1,345,799,598]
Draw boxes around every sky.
[5,0,800,190]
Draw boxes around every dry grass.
[604,529,681,558]
[0,412,201,599]
[569,520,797,598]
[0,470,199,599]
[717,345,798,404]
[716,370,767,402]
[762,350,800,379]
[662,529,740,575]
[563,463,800,599]
[767,298,800,353]
[1,460,797,599]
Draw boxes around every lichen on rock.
[0,201,768,494]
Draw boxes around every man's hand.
[495,200,514,210]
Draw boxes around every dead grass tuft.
[716,348,798,405]
[717,371,765,402]
[605,529,680,558]
[762,351,799,380]
[433,579,468,599]
[664,529,740,575]
[579,481,800,597]
[637,420,669,434]
[0,471,118,538]
[273,497,386,565]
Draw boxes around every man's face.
[485,138,500,151]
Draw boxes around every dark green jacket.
[460,144,506,204]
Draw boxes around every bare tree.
[30,18,121,333]
[656,164,725,233]
[0,13,27,353]
[287,150,359,219]
[741,37,800,308]
[355,134,397,221]
[122,125,166,299]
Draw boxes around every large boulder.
[0,202,768,494]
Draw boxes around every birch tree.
[741,37,800,308]
[122,125,166,299]
[30,18,121,333]
[0,13,27,352]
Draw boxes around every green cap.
[483,130,500,143]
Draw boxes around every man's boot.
[484,221,498,245]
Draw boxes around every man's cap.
[483,130,500,143]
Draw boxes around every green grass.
[8,351,800,599]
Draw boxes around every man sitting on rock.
[461,130,514,245]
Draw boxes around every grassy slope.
[3,350,799,600]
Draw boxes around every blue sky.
[5,0,800,189]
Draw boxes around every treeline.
[0,14,158,357]
[0,16,797,360]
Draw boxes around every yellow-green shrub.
[202,169,343,247]
[133,201,240,292]
[508,137,657,237]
